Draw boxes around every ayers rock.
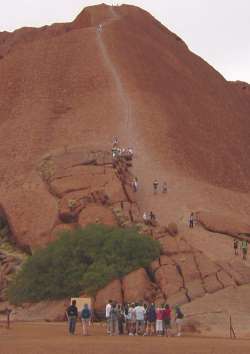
[1,4,250,336]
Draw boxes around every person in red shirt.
[163,304,171,336]
[156,304,164,336]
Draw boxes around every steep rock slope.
[1,4,250,333]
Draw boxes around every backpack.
[81,308,90,319]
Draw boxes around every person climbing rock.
[149,211,156,226]
[162,181,167,193]
[153,180,159,194]
[241,239,248,260]
[189,212,194,228]
[132,177,138,192]
[112,136,118,148]
[233,238,239,255]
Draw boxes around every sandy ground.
[1,322,250,354]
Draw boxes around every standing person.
[156,304,164,336]
[123,303,130,334]
[117,304,124,335]
[146,302,156,336]
[233,238,239,255]
[128,303,136,336]
[175,305,184,336]
[143,212,149,225]
[162,181,168,193]
[135,301,145,335]
[105,300,112,334]
[241,239,248,260]
[81,304,91,336]
[149,211,156,226]
[66,300,78,335]
[189,212,194,228]
[163,304,171,337]
[110,302,119,336]
[153,179,159,194]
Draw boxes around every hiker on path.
[132,177,139,192]
[162,181,168,193]
[149,211,156,226]
[233,238,239,255]
[81,304,91,336]
[241,239,248,260]
[143,212,149,225]
[105,300,112,334]
[66,300,78,335]
[112,136,118,148]
[153,180,159,194]
[189,212,194,228]
[174,305,184,337]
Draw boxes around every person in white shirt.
[105,300,112,334]
[135,302,146,335]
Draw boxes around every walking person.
[233,238,239,256]
[135,301,145,335]
[110,302,119,335]
[163,304,171,337]
[189,212,194,228]
[175,305,184,336]
[66,300,78,335]
[105,299,112,334]
[132,177,139,192]
[81,304,91,336]
[241,239,248,260]
[153,179,159,194]
[146,302,156,336]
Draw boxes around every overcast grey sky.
[1,0,249,82]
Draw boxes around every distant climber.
[241,239,248,260]
[189,212,194,228]
[153,180,159,194]
[132,177,138,192]
[143,212,149,225]
[112,136,118,148]
[233,238,239,255]
[162,181,167,193]
[97,24,103,32]
[149,211,156,226]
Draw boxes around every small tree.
[8,224,160,304]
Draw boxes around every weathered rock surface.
[94,279,123,315]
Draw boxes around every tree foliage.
[8,224,160,304]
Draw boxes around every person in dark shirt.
[66,300,78,335]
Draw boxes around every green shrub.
[8,224,160,304]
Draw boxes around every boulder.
[203,274,223,293]
[186,279,206,300]
[155,264,183,297]
[122,268,155,303]
[94,279,123,314]
[79,204,116,227]
[194,252,220,278]
[197,211,250,237]
[216,270,236,288]
[159,236,179,255]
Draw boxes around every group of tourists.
[112,137,133,160]
[105,300,184,337]
[234,238,248,260]
[153,180,167,194]
[66,300,184,337]
[143,211,156,226]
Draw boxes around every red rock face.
[1,4,250,326]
